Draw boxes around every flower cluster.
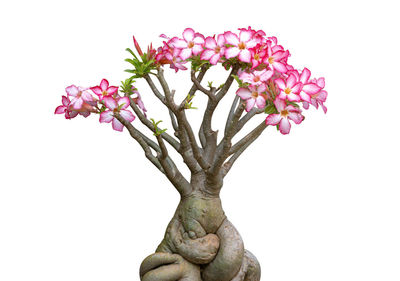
[55,79,144,132]
[154,27,327,134]
[56,27,327,135]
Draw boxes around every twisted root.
[140,218,260,281]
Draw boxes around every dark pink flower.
[275,74,303,102]
[90,79,119,100]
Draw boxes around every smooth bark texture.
[118,65,265,280]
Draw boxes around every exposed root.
[201,219,245,281]
[231,250,261,281]
[140,252,201,281]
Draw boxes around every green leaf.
[264,103,277,114]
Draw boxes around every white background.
[1,0,399,280]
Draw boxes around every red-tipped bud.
[133,35,143,57]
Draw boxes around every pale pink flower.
[224,30,257,63]
[239,69,273,85]
[201,35,226,65]
[303,77,328,113]
[100,96,135,132]
[131,86,147,117]
[236,84,267,112]
[275,74,303,102]
[265,99,304,135]
[172,28,205,60]
[66,85,94,110]
[164,47,188,72]
[90,79,119,100]
[298,68,322,102]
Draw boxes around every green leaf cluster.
[125,48,156,78]
[150,118,167,136]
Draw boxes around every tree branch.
[222,121,268,176]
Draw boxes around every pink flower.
[90,79,119,100]
[303,77,328,113]
[164,47,188,72]
[275,74,303,102]
[131,87,147,117]
[224,30,257,63]
[250,44,267,69]
[239,69,273,85]
[201,35,226,65]
[66,85,94,110]
[100,96,135,132]
[54,95,78,119]
[236,84,267,112]
[298,68,322,102]
[265,99,304,135]
[172,28,205,60]
[263,43,289,74]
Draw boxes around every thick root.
[231,250,261,281]
[201,219,245,281]
[140,252,201,281]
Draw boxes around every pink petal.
[317,77,325,88]
[107,86,118,95]
[224,31,239,46]
[274,98,286,112]
[173,39,188,49]
[260,70,273,81]
[273,62,287,73]
[183,28,195,42]
[287,93,301,102]
[216,34,225,46]
[79,111,90,118]
[192,44,204,56]
[257,83,267,93]
[193,36,205,45]
[302,83,321,95]
[238,49,251,63]
[300,68,311,84]
[112,118,124,132]
[100,111,114,123]
[286,74,297,88]
[239,30,253,42]
[236,88,252,99]
[321,103,328,113]
[90,86,103,96]
[67,111,78,119]
[291,83,303,94]
[279,118,291,134]
[317,90,328,102]
[65,85,79,97]
[204,37,217,49]
[274,78,286,91]
[55,105,66,114]
[71,98,83,110]
[179,48,193,60]
[120,109,135,122]
[288,112,304,124]
[265,114,282,125]
[302,101,310,110]
[103,97,118,110]
[245,98,256,112]
[100,79,109,91]
[225,47,240,59]
[300,92,311,103]
[255,96,266,108]
[201,49,215,60]
[81,90,93,102]
[61,96,70,106]
[118,96,130,109]
[209,54,221,65]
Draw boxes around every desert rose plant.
[55,27,327,281]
